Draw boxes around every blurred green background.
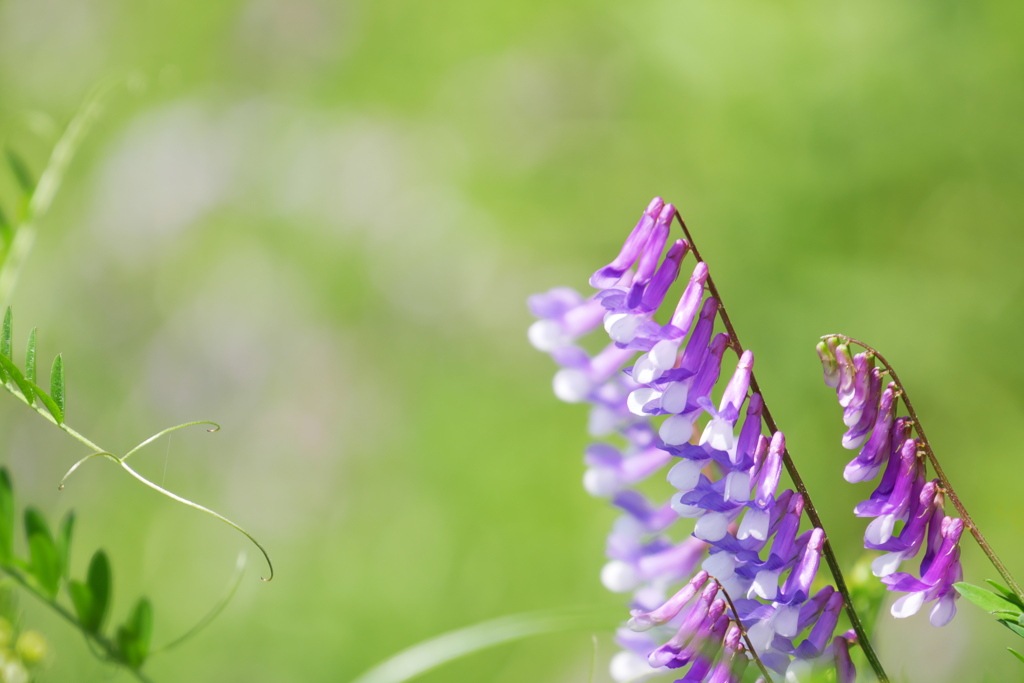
[0,0,1023,680]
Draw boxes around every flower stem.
[673,212,890,683]
[824,333,1024,607]
[712,578,774,682]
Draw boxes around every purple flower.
[883,516,964,626]
[531,200,850,682]
[820,335,964,628]
[833,634,857,683]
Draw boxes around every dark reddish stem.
[673,212,890,683]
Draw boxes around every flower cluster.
[529,198,856,682]
[818,337,963,627]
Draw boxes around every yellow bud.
[14,631,46,665]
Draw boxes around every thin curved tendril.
[823,333,1024,606]
[673,211,890,683]
[121,420,222,462]
[116,459,273,581]
[151,552,247,654]
[59,451,120,489]
[710,578,773,682]
[2,385,274,580]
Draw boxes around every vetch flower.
[531,199,855,681]
[820,335,964,628]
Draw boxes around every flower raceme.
[818,338,963,627]
[529,199,857,682]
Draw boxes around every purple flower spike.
[640,239,689,313]
[833,635,857,683]
[534,200,869,680]
[628,570,711,631]
[590,197,664,288]
[842,382,896,480]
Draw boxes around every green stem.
[673,212,890,682]
[824,333,1024,607]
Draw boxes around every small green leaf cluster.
[954,581,1024,664]
[0,469,154,676]
[0,309,65,424]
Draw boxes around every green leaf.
[70,550,111,633]
[0,469,13,563]
[1001,619,1024,639]
[117,597,153,668]
[30,379,62,423]
[56,511,74,579]
[6,149,34,196]
[0,354,38,406]
[954,582,1022,615]
[987,580,1024,610]
[50,353,65,422]
[1,307,11,360]
[1010,648,1024,666]
[24,509,60,598]
[25,328,36,386]
[68,581,92,629]
[24,506,49,542]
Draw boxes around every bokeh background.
[0,0,1022,681]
